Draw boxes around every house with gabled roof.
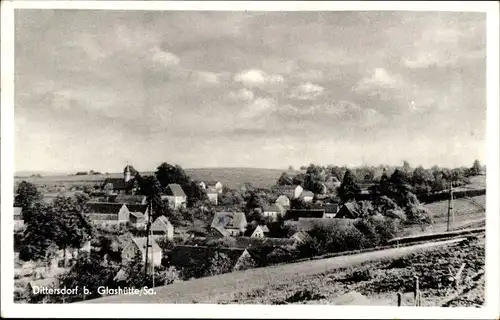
[299,190,315,203]
[151,215,174,239]
[125,204,150,221]
[164,183,187,209]
[129,211,146,229]
[262,203,286,221]
[114,194,147,205]
[275,195,291,208]
[86,202,130,226]
[276,185,304,199]
[244,225,269,238]
[121,237,162,267]
[324,203,339,218]
[210,211,248,237]
[336,202,361,219]
[205,181,223,194]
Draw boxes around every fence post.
[455,263,466,291]
[397,292,402,307]
[414,276,420,306]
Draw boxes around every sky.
[14,10,487,173]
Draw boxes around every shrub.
[344,269,372,282]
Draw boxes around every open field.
[402,195,486,237]
[14,167,290,190]
[84,238,467,304]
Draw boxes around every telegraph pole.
[144,199,152,280]
[447,181,453,232]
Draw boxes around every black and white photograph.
[1,1,499,318]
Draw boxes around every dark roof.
[129,211,145,219]
[102,178,131,191]
[205,180,221,186]
[324,203,339,214]
[336,202,360,219]
[285,209,325,220]
[114,194,146,204]
[211,211,248,230]
[275,185,301,198]
[262,203,285,213]
[165,184,187,197]
[87,202,125,214]
[125,204,148,214]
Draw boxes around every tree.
[245,191,266,213]
[277,172,294,185]
[15,181,43,221]
[402,161,412,175]
[303,164,325,194]
[292,173,306,186]
[183,181,208,207]
[338,170,361,203]
[206,252,234,276]
[155,163,190,189]
[470,159,482,176]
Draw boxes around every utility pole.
[447,181,453,232]
[144,199,152,280]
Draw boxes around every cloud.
[196,71,220,84]
[289,82,325,100]
[229,88,254,101]
[234,69,284,88]
[150,46,180,68]
[353,68,403,99]
[239,97,277,119]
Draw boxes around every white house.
[151,215,174,239]
[248,225,269,238]
[276,185,304,199]
[14,207,24,231]
[206,187,219,205]
[262,203,286,221]
[121,237,162,267]
[205,181,223,194]
[275,195,291,208]
[86,203,130,226]
[164,183,187,209]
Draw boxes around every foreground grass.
[227,236,485,306]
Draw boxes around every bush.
[344,269,372,282]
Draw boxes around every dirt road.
[83,238,465,304]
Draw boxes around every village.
[13,159,486,304]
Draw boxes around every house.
[299,190,315,203]
[114,194,147,205]
[324,203,339,218]
[206,187,219,205]
[275,195,291,208]
[14,207,24,231]
[129,212,146,229]
[121,237,162,267]
[276,185,304,199]
[244,225,269,238]
[262,203,286,221]
[285,209,326,221]
[101,165,139,195]
[336,202,361,219]
[151,215,174,239]
[125,204,150,221]
[86,202,130,226]
[210,211,248,237]
[164,184,187,209]
[196,180,207,190]
[205,181,224,194]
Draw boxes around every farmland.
[14,167,291,191]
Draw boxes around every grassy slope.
[228,236,485,306]
[402,195,486,236]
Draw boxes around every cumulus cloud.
[150,46,180,68]
[353,68,403,99]
[229,88,254,101]
[234,69,284,88]
[289,82,325,100]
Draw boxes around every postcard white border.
[1,1,499,319]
